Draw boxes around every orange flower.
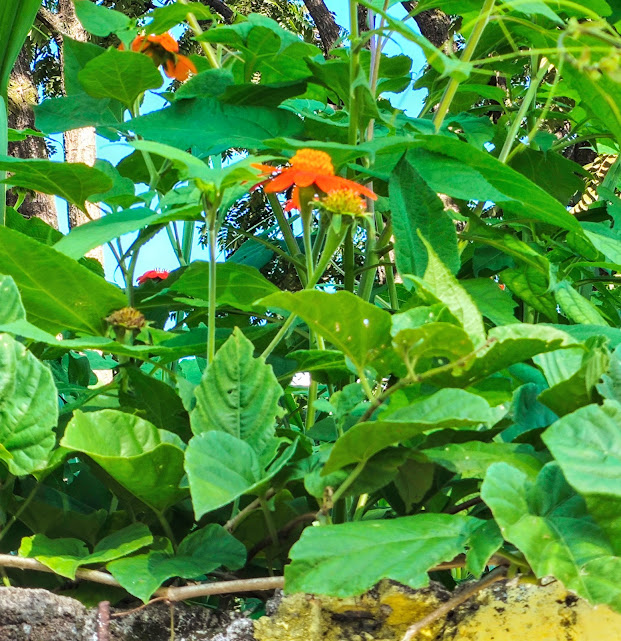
[252,149,377,211]
[123,33,197,81]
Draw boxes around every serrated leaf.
[389,154,459,277]
[190,328,283,455]
[406,237,486,347]
[285,514,479,596]
[423,442,542,480]
[0,334,58,475]
[324,389,494,474]
[554,280,608,326]
[261,290,392,374]
[61,410,187,512]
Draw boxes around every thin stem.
[181,221,194,264]
[344,227,355,292]
[331,461,366,505]
[155,510,178,551]
[208,216,217,364]
[400,566,508,641]
[224,489,275,532]
[0,478,43,544]
[306,379,318,431]
[433,0,496,132]
[179,0,220,69]
[0,96,7,227]
[497,58,548,164]
[348,0,361,147]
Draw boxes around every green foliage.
[2,0,621,614]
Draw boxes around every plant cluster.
[1,0,621,617]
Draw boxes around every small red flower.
[252,149,377,210]
[137,269,170,285]
[121,33,197,81]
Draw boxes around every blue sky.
[55,1,426,285]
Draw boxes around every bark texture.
[402,1,452,48]
[7,48,58,228]
[302,0,340,52]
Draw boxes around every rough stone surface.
[0,588,242,641]
[0,588,95,641]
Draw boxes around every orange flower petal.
[292,170,320,188]
[131,35,147,52]
[262,170,296,193]
[147,32,179,53]
[164,54,196,81]
[251,163,280,175]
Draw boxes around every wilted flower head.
[105,307,146,330]
[121,33,197,81]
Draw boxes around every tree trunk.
[402,2,452,49]
[7,47,58,228]
[302,0,340,53]
[56,0,103,264]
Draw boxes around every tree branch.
[200,0,235,23]
[402,1,452,48]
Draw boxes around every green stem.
[344,227,355,292]
[331,461,366,505]
[0,478,43,545]
[155,510,178,551]
[357,218,378,301]
[179,0,220,69]
[0,96,6,227]
[348,0,361,147]
[267,193,307,286]
[208,215,217,364]
[306,379,318,431]
[497,58,548,164]
[181,221,194,264]
[433,0,496,132]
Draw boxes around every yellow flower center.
[321,189,367,216]
[290,149,334,175]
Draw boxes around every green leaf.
[435,324,577,387]
[543,401,621,551]
[0,0,41,93]
[146,2,215,34]
[78,49,163,108]
[554,280,609,326]
[190,328,283,455]
[175,68,235,100]
[406,237,486,347]
[285,514,479,596]
[35,94,124,134]
[0,157,112,212]
[482,462,621,610]
[537,339,609,417]
[0,334,58,475]
[500,265,557,321]
[74,0,131,37]
[19,524,152,580]
[0,275,58,342]
[124,97,303,155]
[406,141,583,233]
[423,442,543,480]
[119,368,191,442]
[54,207,200,260]
[286,350,350,385]
[107,524,245,603]
[0,227,126,336]
[185,431,262,518]
[389,154,459,277]
[466,520,503,578]
[324,389,494,474]
[261,290,393,374]
[61,410,187,512]
[171,262,279,312]
[461,279,518,326]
